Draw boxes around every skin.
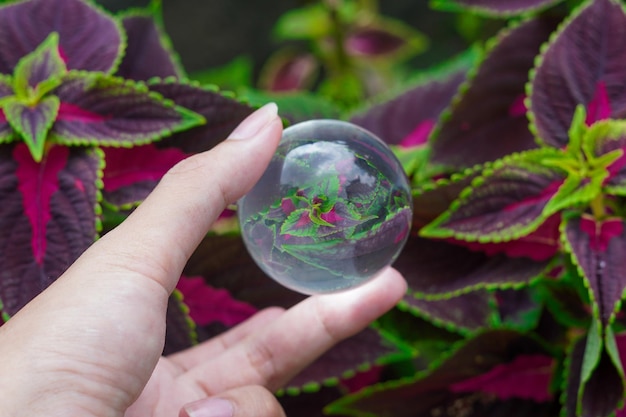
[0,104,407,417]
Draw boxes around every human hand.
[0,104,407,417]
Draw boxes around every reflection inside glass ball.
[237,119,412,295]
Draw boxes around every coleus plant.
[327,0,626,416]
[0,0,411,415]
[9,0,626,416]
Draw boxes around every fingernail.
[182,397,234,417]
[228,102,278,140]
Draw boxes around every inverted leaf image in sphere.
[238,120,413,295]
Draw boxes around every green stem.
[325,0,350,74]
[590,193,606,220]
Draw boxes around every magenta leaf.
[394,236,550,298]
[327,330,556,417]
[431,0,564,16]
[345,18,427,61]
[0,0,123,74]
[50,72,204,146]
[3,96,59,162]
[101,144,188,208]
[163,289,197,355]
[185,234,306,309]
[13,32,66,98]
[563,213,626,326]
[430,17,560,168]
[401,290,495,332]
[116,10,184,81]
[176,276,256,327]
[421,150,566,242]
[148,79,254,153]
[350,63,468,146]
[529,0,626,149]
[259,50,318,92]
[0,143,101,316]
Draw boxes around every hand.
[0,104,407,417]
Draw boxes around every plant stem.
[590,194,606,219]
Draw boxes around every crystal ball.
[238,119,413,295]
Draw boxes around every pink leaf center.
[320,208,343,224]
[579,215,624,252]
[14,143,68,264]
[449,354,554,402]
[58,102,110,123]
[586,81,612,126]
[176,276,257,326]
[399,119,435,148]
[508,94,528,117]
[102,144,188,192]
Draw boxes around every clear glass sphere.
[238,119,413,295]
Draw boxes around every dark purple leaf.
[0,0,123,74]
[148,80,254,154]
[0,76,12,143]
[0,143,101,316]
[345,19,426,60]
[431,0,564,16]
[260,50,318,92]
[402,290,495,332]
[422,151,566,242]
[3,96,59,162]
[431,17,560,168]
[347,27,404,57]
[350,68,467,146]
[13,32,66,96]
[451,213,561,261]
[563,336,585,417]
[184,234,306,309]
[101,144,188,208]
[163,289,197,356]
[563,213,626,326]
[50,72,203,146]
[327,330,555,417]
[117,12,183,81]
[580,350,624,417]
[529,0,626,148]
[565,334,625,417]
[285,328,399,392]
[395,236,550,297]
[412,174,477,229]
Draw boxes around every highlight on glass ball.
[237,119,413,295]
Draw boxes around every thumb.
[85,103,283,292]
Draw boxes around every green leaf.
[579,319,603,395]
[13,32,66,101]
[3,96,59,162]
[280,209,317,237]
